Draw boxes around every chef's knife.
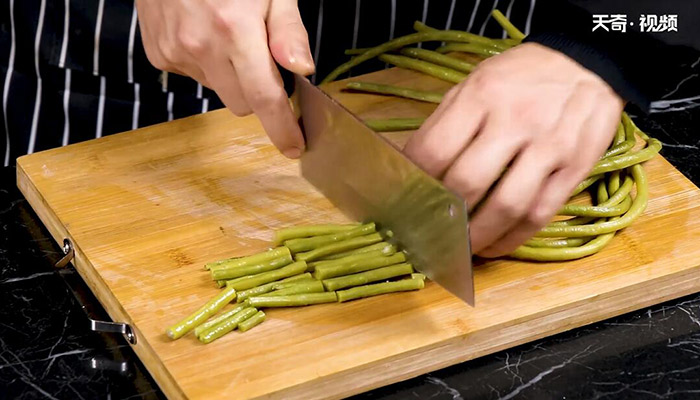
[294,75,474,305]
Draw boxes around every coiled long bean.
[346,82,444,104]
[400,48,476,73]
[436,43,502,58]
[378,54,467,84]
[321,30,494,83]
[491,9,525,41]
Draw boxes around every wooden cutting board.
[16,66,700,400]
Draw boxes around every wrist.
[524,33,648,111]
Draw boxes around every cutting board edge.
[15,161,188,400]
[259,264,700,400]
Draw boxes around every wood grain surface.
[16,66,700,400]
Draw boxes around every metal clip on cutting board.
[54,239,137,344]
[293,74,474,305]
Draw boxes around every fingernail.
[283,147,303,159]
[291,47,315,75]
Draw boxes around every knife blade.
[294,74,474,305]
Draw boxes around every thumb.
[267,0,315,76]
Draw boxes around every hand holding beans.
[404,43,624,256]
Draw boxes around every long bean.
[365,117,425,132]
[571,175,603,197]
[235,273,313,302]
[273,224,359,245]
[412,21,507,50]
[524,237,594,248]
[194,301,250,337]
[197,307,258,344]
[337,278,425,302]
[225,261,308,291]
[378,54,467,84]
[238,310,266,332]
[511,232,616,261]
[559,195,632,217]
[295,233,383,262]
[603,123,635,159]
[309,246,397,270]
[314,253,407,280]
[321,242,396,260]
[323,263,414,291]
[248,292,338,308]
[210,254,292,281]
[436,43,501,58]
[206,247,290,271]
[589,137,661,176]
[165,286,237,340]
[259,281,325,297]
[491,10,525,40]
[400,48,476,73]
[345,82,444,104]
[322,30,495,83]
[514,181,618,260]
[284,223,376,253]
[536,165,647,237]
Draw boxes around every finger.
[479,91,618,257]
[404,87,486,177]
[204,59,252,116]
[469,143,561,254]
[478,167,574,257]
[229,15,305,157]
[442,110,525,210]
[267,0,315,75]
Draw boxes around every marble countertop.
[2,63,699,399]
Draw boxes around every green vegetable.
[345,82,444,104]
[210,254,292,281]
[165,286,237,340]
[225,261,308,291]
[589,137,661,176]
[536,165,647,238]
[235,273,313,302]
[273,224,359,245]
[238,310,267,332]
[365,118,425,132]
[491,9,525,40]
[294,233,383,262]
[435,43,501,58]
[411,21,507,50]
[194,301,250,338]
[198,307,258,344]
[336,278,425,302]
[523,237,593,248]
[321,30,498,83]
[378,54,467,84]
[400,48,476,73]
[313,252,407,280]
[206,247,291,271]
[248,292,339,308]
[321,242,396,260]
[322,263,414,291]
[310,246,397,270]
[259,281,325,297]
[284,223,376,253]
[411,273,426,280]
